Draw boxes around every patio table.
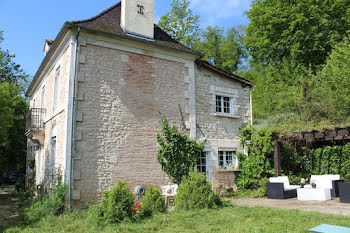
[297,187,331,201]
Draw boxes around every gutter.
[68,27,80,213]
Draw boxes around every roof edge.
[196,59,254,87]
[26,22,72,97]
[70,2,121,24]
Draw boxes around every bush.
[100,180,135,223]
[140,186,165,217]
[175,171,221,210]
[24,184,66,223]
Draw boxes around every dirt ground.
[0,185,21,232]
[231,197,350,217]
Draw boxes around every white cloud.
[190,0,251,26]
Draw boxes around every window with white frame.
[216,95,237,115]
[53,66,60,112]
[218,151,238,170]
[196,151,208,174]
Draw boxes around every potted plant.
[311,180,317,189]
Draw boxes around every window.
[216,95,236,115]
[41,85,46,109]
[218,151,237,170]
[49,136,56,178]
[196,152,208,174]
[53,66,60,112]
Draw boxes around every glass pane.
[216,96,222,112]
[223,97,230,113]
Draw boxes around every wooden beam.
[273,136,281,177]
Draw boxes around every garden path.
[0,185,21,232]
[231,197,350,217]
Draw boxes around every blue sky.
[0,0,251,78]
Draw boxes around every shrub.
[140,186,165,217]
[24,184,66,223]
[100,180,135,223]
[175,171,221,210]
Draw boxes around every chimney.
[43,39,53,55]
[121,0,154,40]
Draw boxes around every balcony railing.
[26,108,46,131]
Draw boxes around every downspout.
[69,27,80,214]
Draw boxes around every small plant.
[100,180,135,223]
[175,171,221,210]
[140,186,165,217]
[23,184,67,223]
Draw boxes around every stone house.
[25,0,254,206]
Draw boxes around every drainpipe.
[69,26,80,214]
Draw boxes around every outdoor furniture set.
[267,175,350,203]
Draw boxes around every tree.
[156,118,204,184]
[312,39,350,123]
[0,31,28,90]
[158,0,200,47]
[245,0,350,69]
[0,31,28,174]
[194,26,247,73]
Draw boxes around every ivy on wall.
[237,124,274,189]
[305,144,350,181]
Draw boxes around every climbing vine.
[236,124,274,189]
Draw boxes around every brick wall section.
[74,44,190,204]
[194,65,252,189]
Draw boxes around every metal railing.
[26,108,46,131]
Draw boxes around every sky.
[0,0,251,78]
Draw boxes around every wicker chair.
[338,182,350,203]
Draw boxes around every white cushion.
[269,176,290,187]
[310,175,340,189]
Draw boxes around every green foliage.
[310,39,350,123]
[23,184,66,224]
[0,31,28,175]
[237,125,274,190]
[304,143,350,182]
[156,117,204,184]
[193,26,247,73]
[140,186,165,217]
[175,171,221,210]
[245,0,350,69]
[0,31,28,88]
[158,0,200,47]
[100,180,135,223]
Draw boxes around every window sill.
[217,169,240,173]
[211,113,240,119]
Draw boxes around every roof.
[26,2,254,96]
[196,60,254,87]
[70,2,199,56]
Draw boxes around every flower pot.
[311,184,316,189]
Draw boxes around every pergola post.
[273,134,281,177]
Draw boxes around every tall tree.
[158,0,200,47]
[194,26,247,73]
[0,31,28,174]
[245,0,350,69]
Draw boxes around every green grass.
[7,205,350,233]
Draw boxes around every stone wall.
[73,43,191,205]
[29,44,72,186]
[194,65,252,189]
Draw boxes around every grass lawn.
[7,205,350,233]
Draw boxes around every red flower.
[133,202,141,211]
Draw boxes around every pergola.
[273,127,350,176]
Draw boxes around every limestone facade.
[26,22,253,206]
